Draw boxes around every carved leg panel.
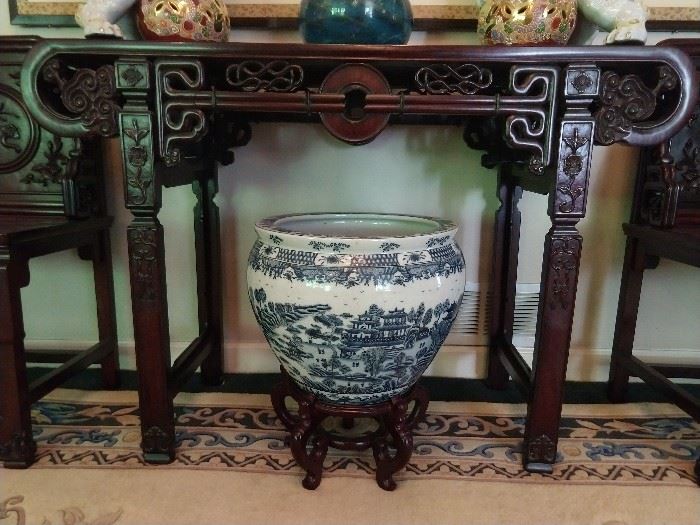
[608,236,647,403]
[524,227,582,473]
[92,230,120,390]
[0,255,36,468]
[127,220,176,464]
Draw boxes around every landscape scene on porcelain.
[247,213,466,405]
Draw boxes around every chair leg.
[0,255,36,468]
[92,230,120,389]
[608,237,646,403]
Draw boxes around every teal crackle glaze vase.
[299,0,413,44]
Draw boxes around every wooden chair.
[607,38,700,482]
[0,37,119,468]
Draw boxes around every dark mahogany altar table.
[19,40,697,472]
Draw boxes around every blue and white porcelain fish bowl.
[247,213,466,405]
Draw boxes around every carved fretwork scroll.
[594,66,678,146]
[41,59,119,137]
[155,60,208,166]
[415,64,493,95]
[505,66,558,174]
[226,60,304,92]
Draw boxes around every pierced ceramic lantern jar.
[477,0,577,45]
[247,213,466,405]
[137,0,230,42]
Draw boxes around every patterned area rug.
[2,389,700,525]
[20,390,700,485]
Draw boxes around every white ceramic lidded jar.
[247,213,466,405]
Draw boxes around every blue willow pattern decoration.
[249,287,460,404]
[249,241,465,289]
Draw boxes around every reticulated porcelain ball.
[137,0,230,42]
[478,0,578,46]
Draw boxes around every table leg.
[120,106,175,464]
[194,166,223,386]
[487,169,523,389]
[92,230,120,390]
[523,114,594,472]
[524,226,582,472]
[127,220,176,463]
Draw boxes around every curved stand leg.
[405,384,430,428]
[373,398,414,491]
[289,399,328,491]
[270,371,299,431]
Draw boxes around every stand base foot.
[272,368,428,490]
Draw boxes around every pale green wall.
[2,8,699,379]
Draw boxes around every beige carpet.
[2,389,699,525]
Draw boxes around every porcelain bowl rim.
[255,212,457,241]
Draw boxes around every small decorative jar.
[477,0,577,46]
[299,0,413,44]
[247,213,466,405]
[136,0,230,42]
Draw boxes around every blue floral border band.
[249,240,465,287]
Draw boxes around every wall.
[2,6,699,381]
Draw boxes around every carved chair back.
[637,39,700,228]
[0,37,102,219]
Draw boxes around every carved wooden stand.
[271,369,428,490]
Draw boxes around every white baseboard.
[26,338,700,383]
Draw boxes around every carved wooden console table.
[20,40,697,472]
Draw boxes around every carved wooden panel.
[0,38,85,215]
[553,122,595,219]
[120,112,156,210]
